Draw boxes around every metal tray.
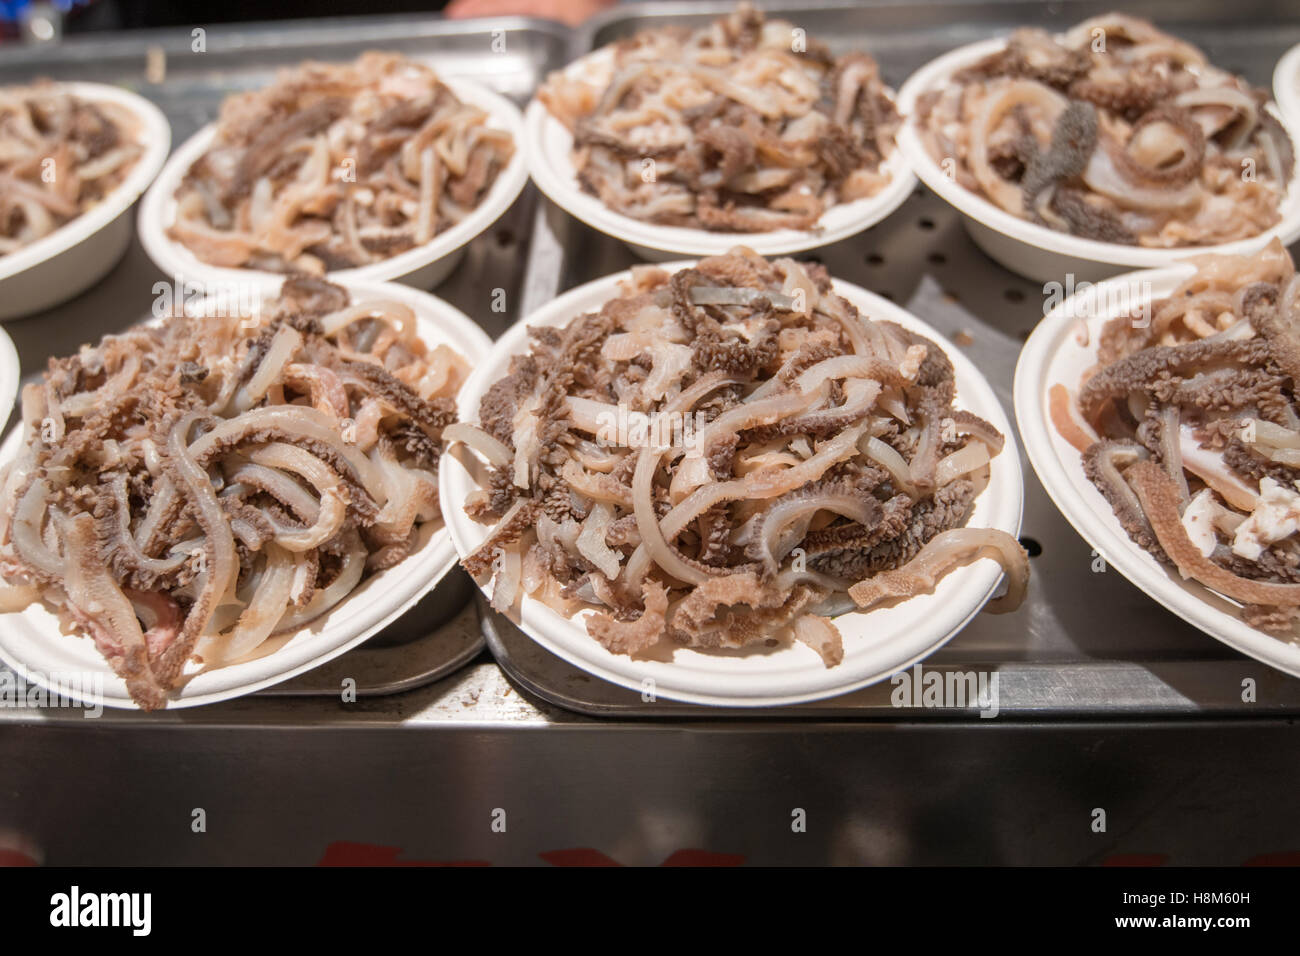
[0,14,573,702]
[492,0,1300,719]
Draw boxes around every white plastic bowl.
[441,264,1024,707]
[1015,265,1300,680]
[0,276,493,710]
[138,78,527,291]
[1273,42,1300,138]
[0,82,171,321]
[898,37,1300,284]
[524,46,916,261]
[0,322,17,424]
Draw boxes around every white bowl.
[524,46,916,261]
[0,82,171,321]
[1015,265,1300,680]
[0,322,17,424]
[0,276,493,710]
[898,37,1300,284]
[138,78,528,291]
[1273,42,1300,137]
[440,264,1024,707]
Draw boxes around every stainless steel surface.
[0,15,572,702]
[4,667,1298,864]
[499,0,1300,718]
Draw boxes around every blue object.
[1,0,86,23]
